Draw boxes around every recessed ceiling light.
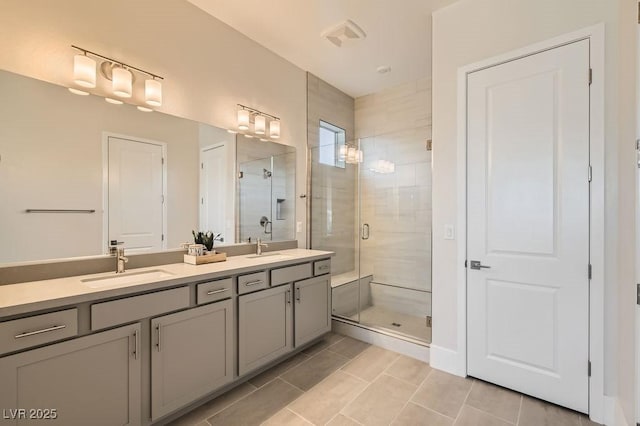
[377,65,392,74]
[68,87,90,96]
[137,106,153,112]
[105,97,123,105]
[227,129,238,134]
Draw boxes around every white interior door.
[108,136,165,253]
[466,40,590,412]
[200,144,227,241]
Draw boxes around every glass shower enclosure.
[310,126,432,343]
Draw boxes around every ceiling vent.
[321,19,366,47]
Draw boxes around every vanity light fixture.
[145,78,162,107]
[255,115,266,135]
[237,109,250,130]
[112,67,133,98]
[73,53,96,88]
[269,119,281,139]
[68,45,164,108]
[237,104,281,139]
[339,144,363,164]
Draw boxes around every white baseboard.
[603,396,631,426]
[429,344,466,377]
[331,319,429,362]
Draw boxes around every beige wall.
[0,0,308,246]
[431,0,636,421]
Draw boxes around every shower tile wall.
[307,73,356,276]
[355,77,432,318]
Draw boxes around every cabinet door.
[0,324,141,426]
[151,300,233,421]
[238,284,292,376]
[295,275,331,347]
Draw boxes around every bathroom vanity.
[0,249,332,425]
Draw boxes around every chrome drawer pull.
[206,288,229,295]
[244,280,264,286]
[133,330,139,360]
[319,265,329,270]
[14,324,66,339]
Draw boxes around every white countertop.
[0,249,333,318]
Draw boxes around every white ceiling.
[188,0,457,98]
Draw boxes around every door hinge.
[588,360,591,376]
[201,162,204,169]
[201,197,204,205]
[588,264,592,280]
[464,259,468,268]
[161,234,164,241]
[161,195,165,204]
[637,283,640,305]
[161,157,165,165]
[426,316,432,327]
[588,68,592,85]
[588,165,592,182]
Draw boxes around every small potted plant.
[192,231,222,253]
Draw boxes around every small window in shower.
[319,121,346,168]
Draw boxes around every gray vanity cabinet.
[150,299,233,421]
[0,323,141,426]
[294,275,332,347]
[238,284,293,376]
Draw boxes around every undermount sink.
[81,269,175,288]
[245,252,290,259]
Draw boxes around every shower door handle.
[362,223,370,240]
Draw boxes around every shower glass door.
[357,131,432,342]
[238,157,273,242]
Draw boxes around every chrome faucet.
[110,241,129,273]
[256,238,268,255]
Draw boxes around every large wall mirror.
[0,70,296,264]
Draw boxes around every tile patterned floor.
[169,333,599,426]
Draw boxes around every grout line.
[390,368,437,425]
[204,384,261,422]
[516,395,523,425]
[278,376,308,394]
[452,378,475,424]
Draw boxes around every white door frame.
[454,24,605,422]
[101,132,168,254]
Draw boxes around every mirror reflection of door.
[200,144,228,242]
[238,157,273,242]
[107,135,166,254]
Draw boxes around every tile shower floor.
[349,305,432,343]
[169,333,599,426]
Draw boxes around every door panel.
[238,285,292,376]
[151,300,233,420]
[467,39,590,412]
[295,275,331,347]
[108,136,164,253]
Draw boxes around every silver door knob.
[469,260,491,270]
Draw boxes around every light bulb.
[269,120,280,139]
[238,109,250,130]
[112,67,133,98]
[145,78,162,106]
[255,115,266,135]
[73,54,96,88]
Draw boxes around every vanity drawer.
[197,278,233,305]
[271,263,312,287]
[237,271,268,295]
[0,309,78,355]
[91,286,189,330]
[314,259,331,276]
